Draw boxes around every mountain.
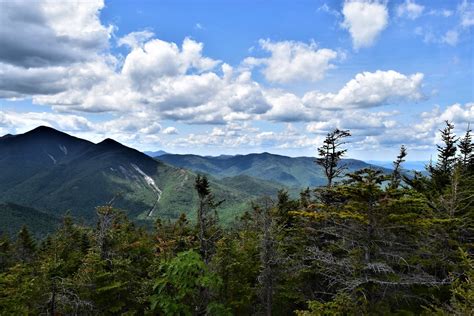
[0,127,276,228]
[144,150,168,157]
[158,152,388,188]
[0,203,60,238]
[367,160,429,171]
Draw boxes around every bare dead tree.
[195,174,223,265]
[96,205,116,261]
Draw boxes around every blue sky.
[0,0,473,160]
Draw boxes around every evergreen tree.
[430,121,458,191]
[390,145,407,190]
[15,226,36,263]
[316,129,351,188]
[458,125,473,170]
[0,233,12,272]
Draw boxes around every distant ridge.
[144,150,168,157]
[158,153,391,188]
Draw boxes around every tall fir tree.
[315,129,351,188]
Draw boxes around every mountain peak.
[29,125,62,134]
[1,133,14,139]
[97,138,123,148]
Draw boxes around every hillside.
[157,152,388,188]
[0,203,60,238]
[0,127,279,227]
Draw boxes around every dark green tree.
[316,129,351,188]
[458,125,473,170]
[390,145,407,190]
[15,226,36,263]
[430,121,458,191]
[150,250,228,315]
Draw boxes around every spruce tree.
[458,125,473,170]
[390,145,407,190]
[316,129,351,188]
[15,225,36,262]
[430,121,458,191]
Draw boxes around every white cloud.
[122,37,220,90]
[302,70,424,110]
[442,30,459,45]
[163,127,178,135]
[0,110,93,133]
[397,0,424,20]
[459,0,474,28]
[341,0,388,49]
[1,0,465,158]
[118,30,155,48]
[306,110,397,136]
[0,0,111,68]
[262,70,424,122]
[244,40,338,84]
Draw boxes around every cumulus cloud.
[169,122,322,150]
[118,30,155,48]
[0,0,111,68]
[303,102,474,154]
[306,110,397,136]
[122,37,220,89]
[341,0,389,49]
[245,39,339,84]
[261,70,424,122]
[0,110,93,133]
[303,70,424,110]
[163,127,178,135]
[397,0,424,20]
[1,0,461,158]
[0,1,426,131]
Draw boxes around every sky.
[0,0,473,160]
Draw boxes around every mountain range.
[157,153,388,188]
[1,126,389,235]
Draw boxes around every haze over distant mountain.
[367,160,429,172]
[144,150,168,157]
[158,153,390,188]
[0,127,278,230]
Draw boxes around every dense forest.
[0,121,472,315]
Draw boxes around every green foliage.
[150,250,227,315]
[295,293,359,316]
